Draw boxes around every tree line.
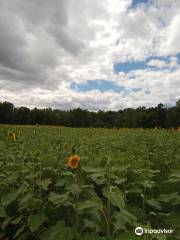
[0,100,180,128]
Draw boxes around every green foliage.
[77,196,102,212]
[28,212,46,232]
[0,125,179,239]
[0,100,180,128]
[40,221,74,240]
[0,206,7,217]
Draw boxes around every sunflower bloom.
[68,155,80,169]
[12,133,16,141]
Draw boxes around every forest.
[0,100,180,128]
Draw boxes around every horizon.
[1,99,177,112]
[0,0,180,110]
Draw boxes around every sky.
[0,0,180,110]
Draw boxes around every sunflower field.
[0,125,180,240]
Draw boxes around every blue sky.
[114,60,146,73]
[114,55,180,73]
[71,80,124,93]
[131,0,150,8]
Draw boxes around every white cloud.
[161,13,180,55]
[0,0,180,110]
[147,57,179,69]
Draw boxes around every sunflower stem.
[75,166,80,239]
[75,207,79,239]
[106,158,111,239]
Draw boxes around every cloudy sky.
[0,0,180,110]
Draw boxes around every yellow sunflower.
[68,155,80,169]
[12,133,16,142]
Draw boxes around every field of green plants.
[0,125,180,240]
